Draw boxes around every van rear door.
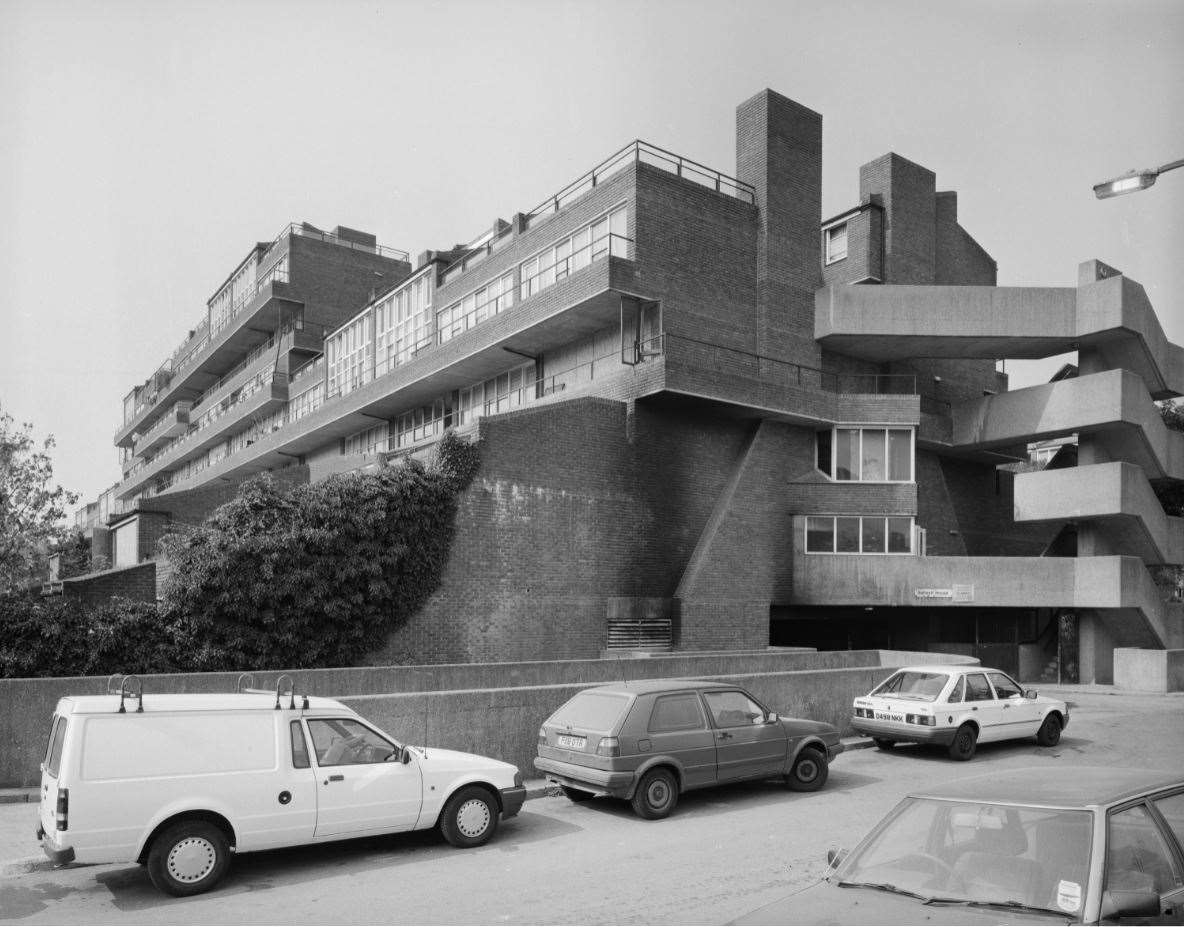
[39,713,68,839]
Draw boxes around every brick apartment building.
[69,88,1183,683]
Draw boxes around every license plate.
[557,734,586,749]
[875,712,903,722]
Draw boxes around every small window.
[290,721,311,769]
[987,672,1024,700]
[947,677,966,704]
[46,717,67,778]
[964,673,994,702]
[1106,803,1182,895]
[861,517,886,553]
[43,716,61,768]
[835,429,859,481]
[703,690,767,728]
[815,429,832,476]
[887,517,913,553]
[648,694,707,733]
[806,516,835,553]
[1153,793,1183,847]
[825,223,848,264]
[307,719,397,766]
[836,516,860,553]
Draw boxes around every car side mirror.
[1024,689,1038,699]
[398,746,411,765]
[766,711,779,723]
[826,848,847,869]
[1099,889,1160,920]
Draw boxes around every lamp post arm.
[1156,159,1183,176]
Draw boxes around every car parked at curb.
[850,665,1069,761]
[36,675,526,896]
[733,766,1184,925]
[534,679,843,819]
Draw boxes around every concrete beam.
[1014,462,1183,566]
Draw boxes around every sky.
[1,0,1181,509]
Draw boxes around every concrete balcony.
[1014,462,1183,566]
[117,372,288,498]
[791,552,1173,648]
[940,369,1183,481]
[131,402,191,459]
[815,271,1182,399]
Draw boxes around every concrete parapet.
[1113,648,1184,693]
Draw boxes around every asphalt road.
[0,687,1180,925]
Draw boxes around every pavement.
[0,687,1179,924]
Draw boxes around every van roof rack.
[236,673,304,710]
[107,674,144,713]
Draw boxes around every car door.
[1103,798,1183,924]
[986,671,1042,739]
[305,717,423,838]
[700,689,786,782]
[962,672,1007,742]
[643,692,717,789]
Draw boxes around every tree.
[0,406,78,593]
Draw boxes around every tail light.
[55,788,69,831]
[905,714,936,726]
[595,737,620,757]
[537,727,547,746]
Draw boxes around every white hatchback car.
[850,665,1069,761]
[36,677,526,896]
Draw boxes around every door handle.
[1003,704,1011,709]
[718,731,733,740]
[970,707,977,711]
[324,774,345,784]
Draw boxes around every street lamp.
[1093,158,1183,199]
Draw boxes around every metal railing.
[264,222,410,264]
[662,333,919,397]
[439,224,515,284]
[518,232,632,301]
[525,140,756,226]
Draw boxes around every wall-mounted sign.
[953,584,975,603]
[914,588,953,599]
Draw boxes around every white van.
[36,677,526,896]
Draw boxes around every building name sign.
[913,585,975,602]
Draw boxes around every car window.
[46,717,67,778]
[290,720,311,769]
[987,672,1024,699]
[648,694,706,733]
[1153,793,1183,848]
[873,671,951,702]
[549,691,631,732]
[703,691,766,728]
[1106,803,1183,895]
[947,676,966,703]
[964,673,994,702]
[306,719,396,766]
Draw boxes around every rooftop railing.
[265,222,410,264]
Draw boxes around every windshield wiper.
[836,881,933,902]
[922,897,1063,917]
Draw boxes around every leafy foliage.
[0,407,78,593]
[51,530,103,580]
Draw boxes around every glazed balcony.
[131,402,191,459]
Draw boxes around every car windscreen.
[548,691,632,732]
[872,671,950,702]
[836,797,1093,918]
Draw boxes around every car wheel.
[439,785,500,848]
[786,746,829,792]
[146,820,231,897]
[560,785,594,802]
[1036,713,1062,747]
[873,738,896,751]
[630,768,678,820]
[948,723,978,761]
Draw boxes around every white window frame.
[519,202,629,302]
[824,221,848,265]
[829,425,915,484]
[804,515,916,555]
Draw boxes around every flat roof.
[910,767,1181,809]
[59,693,348,715]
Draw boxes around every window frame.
[828,425,915,484]
[987,671,1026,700]
[647,692,709,734]
[290,719,311,770]
[701,689,770,729]
[305,717,400,768]
[1103,795,1184,898]
[803,515,916,555]
[824,221,848,265]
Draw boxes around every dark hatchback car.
[534,679,844,819]
[734,767,1184,925]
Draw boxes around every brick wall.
[61,561,157,604]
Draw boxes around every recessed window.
[819,426,915,482]
[825,223,848,264]
[805,516,915,555]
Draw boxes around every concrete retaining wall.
[0,649,974,787]
[1114,648,1184,693]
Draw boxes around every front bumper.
[533,756,635,799]
[36,825,75,866]
[499,786,527,819]
[851,716,958,746]
[826,740,844,760]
